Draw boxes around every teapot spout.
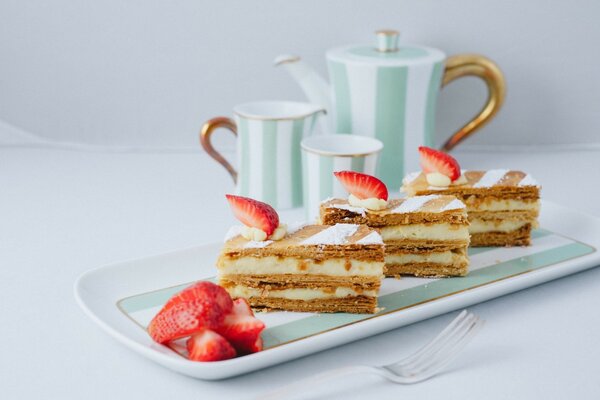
[274,55,332,132]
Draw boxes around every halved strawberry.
[186,329,236,362]
[418,146,461,181]
[225,195,279,236]
[160,281,233,314]
[231,298,254,317]
[217,312,265,355]
[333,171,388,200]
[148,282,233,344]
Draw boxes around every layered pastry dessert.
[217,195,385,314]
[320,171,470,278]
[401,146,541,246]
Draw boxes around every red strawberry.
[148,282,233,344]
[225,195,279,236]
[333,171,388,201]
[217,312,265,355]
[231,298,254,317]
[186,329,236,362]
[418,146,461,181]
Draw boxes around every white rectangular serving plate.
[75,201,600,380]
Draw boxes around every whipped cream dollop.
[425,172,451,187]
[241,226,268,241]
[348,193,388,211]
[425,172,468,187]
[240,224,287,242]
[269,224,288,240]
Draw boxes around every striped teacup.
[301,134,383,221]
[201,101,325,209]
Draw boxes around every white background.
[3,1,600,399]
[1,0,600,149]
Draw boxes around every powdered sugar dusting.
[356,231,383,245]
[392,195,440,213]
[224,225,244,242]
[518,174,539,187]
[440,198,466,211]
[330,203,367,217]
[243,240,273,249]
[473,169,509,188]
[286,221,308,236]
[301,223,359,245]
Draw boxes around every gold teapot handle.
[200,117,238,183]
[441,54,506,151]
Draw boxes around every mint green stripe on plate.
[119,278,216,314]
[117,228,593,350]
[261,241,593,348]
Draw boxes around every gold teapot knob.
[375,29,400,52]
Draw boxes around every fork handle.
[258,365,375,400]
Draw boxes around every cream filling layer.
[226,285,377,300]
[469,219,529,234]
[380,223,469,241]
[385,251,466,265]
[218,256,384,277]
[465,199,540,212]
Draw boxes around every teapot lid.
[327,30,445,66]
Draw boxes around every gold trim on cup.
[200,117,238,183]
[375,29,399,36]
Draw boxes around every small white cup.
[201,101,325,209]
[301,134,383,221]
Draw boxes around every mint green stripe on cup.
[329,61,352,133]
[291,119,305,207]
[238,118,250,196]
[350,156,365,172]
[262,121,278,205]
[424,61,444,147]
[375,67,408,188]
[318,155,334,200]
[301,151,310,212]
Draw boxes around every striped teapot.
[275,29,506,188]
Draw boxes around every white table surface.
[3,146,600,399]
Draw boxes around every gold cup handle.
[441,54,506,152]
[200,117,238,183]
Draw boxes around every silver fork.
[259,310,484,399]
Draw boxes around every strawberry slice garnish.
[418,146,461,181]
[148,282,233,344]
[186,329,236,362]
[217,311,265,355]
[225,195,279,236]
[333,171,388,201]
